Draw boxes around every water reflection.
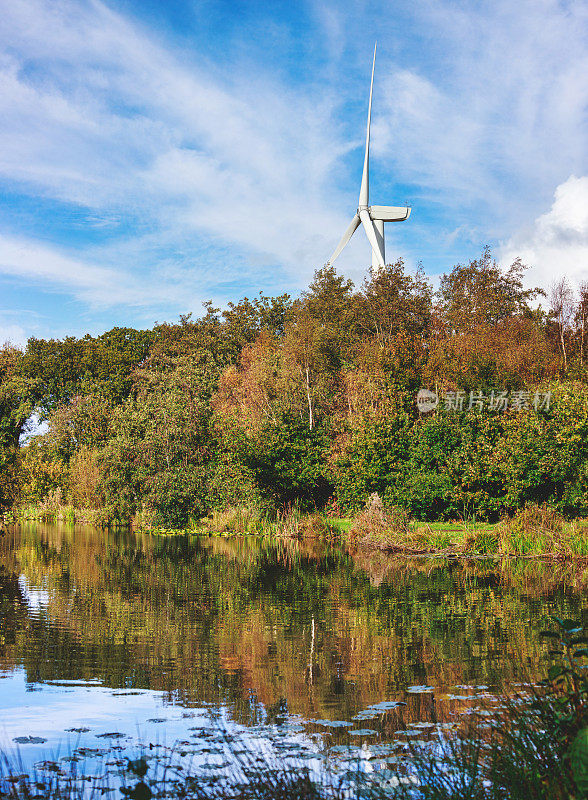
[1,523,587,749]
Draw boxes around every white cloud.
[500,175,588,290]
[0,321,27,347]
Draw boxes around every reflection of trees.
[1,524,586,727]
[0,537,30,666]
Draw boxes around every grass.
[198,505,341,541]
[0,738,398,800]
[11,488,109,527]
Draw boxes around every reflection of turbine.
[327,44,411,271]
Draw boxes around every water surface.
[1,523,586,781]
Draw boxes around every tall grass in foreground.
[0,696,582,799]
[0,744,401,800]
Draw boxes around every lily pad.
[349,729,378,736]
[13,736,47,744]
[35,761,64,774]
[329,744,363,755]
[313,719,352,728]
[369,701,406,711]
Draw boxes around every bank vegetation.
[2,249,588,551]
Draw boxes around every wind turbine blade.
[358,43,377,209]
[359,207,385,267]
[327,214,360,265]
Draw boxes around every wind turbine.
[327,44,411,271]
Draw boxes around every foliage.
[4,250,588,526]
[19,327,155,413]
[243,412,332,510]
[0,344,40,448]
[18,437,69,505]
[100,353,218,527]
[0,446,21,512]
[437,246,543,335]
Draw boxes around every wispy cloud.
[0,0,354,304]
[371,0,588,231]
[0,0,586,336]
[0,233,191,308]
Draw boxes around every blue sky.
[0,0,587,344]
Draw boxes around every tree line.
[2,247,588,525]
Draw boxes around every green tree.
[100,352,218,526]
[19,327,155,413]
[0,344,40,448]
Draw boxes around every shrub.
[347,493,417,550]
[245,413,332,510]
[498,504,569,556]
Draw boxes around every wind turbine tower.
[327,44,411,272]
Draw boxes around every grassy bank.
[7,497,588,560]
[195,499,588,560]
[343,497,588,559]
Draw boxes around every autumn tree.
[428,249,551,390]
[437,248,542,335]
[550,277,575,373]
[574,282,588,368]
[356,260,432,346]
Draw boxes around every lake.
[0,523,586,786]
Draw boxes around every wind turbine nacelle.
[369,205,411,222]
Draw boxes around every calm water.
[1,523,587,782]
